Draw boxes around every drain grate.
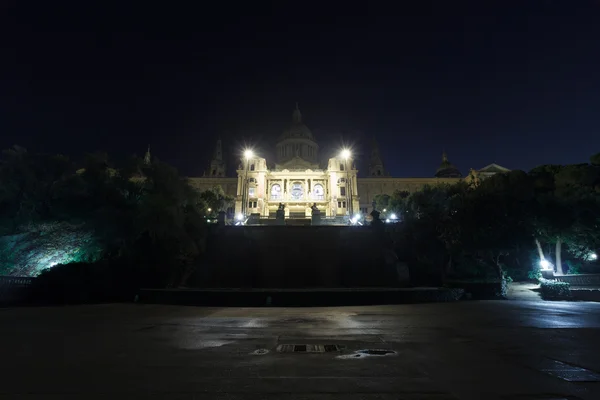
[276,344,343,353]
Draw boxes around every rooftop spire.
[292,102,302,124]
[144,145,151,165]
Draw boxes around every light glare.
[539,259,551,269]
[244,149,254,159]
[341,149,351,159]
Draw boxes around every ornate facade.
[187,106,509,218]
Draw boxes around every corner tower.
[207,139,226,177]
[368,139,388,177]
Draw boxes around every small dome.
[435,151,462,178]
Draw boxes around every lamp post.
[341,149,352,217]
[242,149,253,218]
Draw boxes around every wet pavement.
[1,299,600,399]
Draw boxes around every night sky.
[2,1,600,177]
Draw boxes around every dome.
[275,104,319,168]
[278,104,314,140]
[435,151,462,178]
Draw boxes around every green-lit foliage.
[0,146,215,289]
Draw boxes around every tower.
[208,139,226,177]
[144,145,151,165]
[368,139,387,177]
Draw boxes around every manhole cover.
[276,344,343,353]
[337,349,397,359]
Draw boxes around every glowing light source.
[390,213,397,220]
[590,253,598,261]
[385,218,390,223]
[340,149,351,159]
[383,208,387,212]
[539,259,551,270]
[236,213,244,221]
[207,208,212,212]
[244,149,254,159]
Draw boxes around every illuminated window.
[271,184,281,199]
[249,187,255,197]
[313,184,324,200]
[290,183,303,200]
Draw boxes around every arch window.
[270,184,282,200]
[290,182,304,200]
[313,184,324,200]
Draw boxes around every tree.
[198,185,234,215]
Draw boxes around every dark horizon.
[2,1,600,178]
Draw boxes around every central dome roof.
[278,104,314,141]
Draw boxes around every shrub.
[528,267,542,281]
[539,278,571,300]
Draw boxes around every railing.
[0,276,35,304]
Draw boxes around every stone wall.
[555,274,600,286]
[193,226,400,288]
[187,177,238,197]
[357,177,461,212]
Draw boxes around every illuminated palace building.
[188,106,509,220]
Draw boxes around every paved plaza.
[1,294,600,399]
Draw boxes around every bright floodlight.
[383,208,387,212]
[341,149,351,159]
[385,218,390,223]
[539,259,550,269]
[236,213,244,221]
[390,213,397,220]
[244,149,253,159]
[207,208,212,212]
[590,253,598,261]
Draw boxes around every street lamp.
[242,149,254,218]
[340,149,352,216]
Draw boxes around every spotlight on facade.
[340,149,351,159]
[539,259,551,270]
[244,149,254,159]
